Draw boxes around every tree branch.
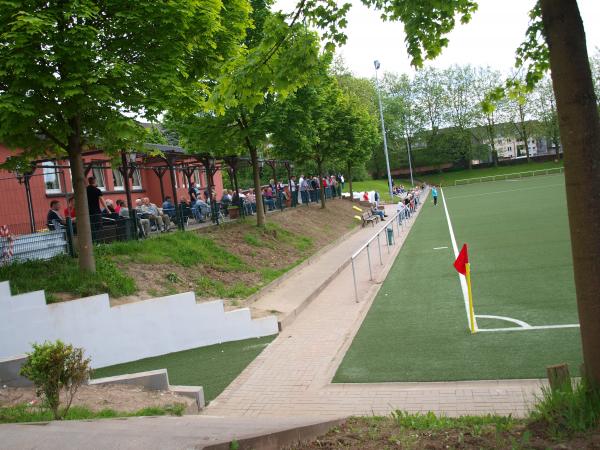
[39,127,68,151]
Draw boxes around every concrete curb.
[203,418,345,450]
[89,370,206,411]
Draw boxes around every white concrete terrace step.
[0,282,278,369]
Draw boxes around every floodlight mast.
[374,60,394,201]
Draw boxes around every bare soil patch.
[289,417,600,450]
[109,199,359,309]
[0,384,197,414]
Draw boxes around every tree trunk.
[347,161,353,201]
[248,142,265,227]
[541,0,600,385]
[519,104,531,162]
[317,159,325,209]
[67,122,95,273]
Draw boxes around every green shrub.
[20,340,92,420]
[530,378,600,436]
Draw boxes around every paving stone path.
[206,198,544,419]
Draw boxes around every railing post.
[351,258,359,303]
[377,233,383,265]
[65,217,75,257]
[367,243,373,280]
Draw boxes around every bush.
[20,340,92,420]
[530,378,600,436]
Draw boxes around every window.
[92,162,106,191]
[131,169,142,190]
[112,169,125,191]
[42,161,61,194]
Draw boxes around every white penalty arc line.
[440,188,477,331]
[477,324,580,333]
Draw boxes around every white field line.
[476,314,531,328]
[433,246,448,250]
[445,183,564,201]
[440,188,476,331]
[478,324,580,333]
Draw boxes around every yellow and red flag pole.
[465,262,476,334]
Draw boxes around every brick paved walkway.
[206,199,545,419]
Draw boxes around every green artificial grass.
[92,336,276,402]
[348,161,564,199]
[335,174,582,383]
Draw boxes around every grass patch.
[0,403,185,424]
[0,254,135,302]
[196,276,258,299]
[97,231,246,271]
[531,379,600,437]
[92,336,276,402]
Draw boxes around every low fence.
[1,228,68,266]
[350,192,423,302]
[453,167,564,186]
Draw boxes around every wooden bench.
[361,211,379,227]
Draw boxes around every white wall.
[0,281,278,368]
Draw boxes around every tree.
[531,76,561,158]
[173,1,322,227]
[476,67,507,166]
[507,78,535,161]
[269,57,343,208]
[0,0,249,272]
[442,65,479,168]
[358,0,600,385]
[382,73,423,180]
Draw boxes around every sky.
[274,0,600,78]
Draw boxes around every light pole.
[374,60,394,201]
[404,132,414,187]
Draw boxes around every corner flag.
[453,244,468,275]
[453,244,477,334]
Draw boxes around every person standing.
[47,200,66,230]
[87,176,106,241]
[431,186,438,206]
[290,176,297,207]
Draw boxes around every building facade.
[0,144,224,234]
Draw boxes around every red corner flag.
[453,244,469,275]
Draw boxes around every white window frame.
[131,169,142,190]
[92,162,106,191]
[112,169,125,191]
[42,161,62,194]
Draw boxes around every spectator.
[134,199,151,236]
[64,197,76,219]
[290,176,297,206]
[116,199,128,218]
[192,197,210,222]
[374,191,380,209]
[142,197,171,232]
[162,196,176,219]
[87,176,106,239]
[370,204,385,220]
[47,200,66,230]
[299,175,309,205]
[431,186,438,206]
[188,181,198,203]
[362,191,369,202]
[246,189,257,214]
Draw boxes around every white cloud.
[274,0,600,78]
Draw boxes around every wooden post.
[547,363,572,392]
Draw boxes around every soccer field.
[335,174,583,383]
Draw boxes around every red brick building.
[0,144,224,234]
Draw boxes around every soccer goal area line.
[440,187,579,335]
[453,167,564,186]
[474,314,580,333]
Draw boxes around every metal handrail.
[350,190,424,303]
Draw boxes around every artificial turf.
[92,335,275,402]
[334,174,582,383]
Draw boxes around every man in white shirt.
[290,176,297,206]
[298,175,306,204]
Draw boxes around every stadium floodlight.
[373,60,393,200]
